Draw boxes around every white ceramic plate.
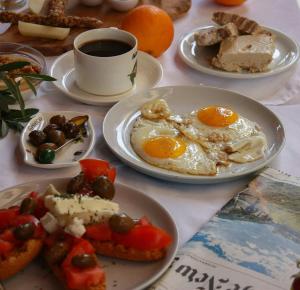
[50,50,163,106]
[20,111,95,169]
[0,179,178,290]
[179,26,300,79]
[103,85,285,184]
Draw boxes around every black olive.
[109,213,135,234]
[20,197,37,214]
[49,115,66,128]
[67,172,85,194]
[71,254,97,269]
[29,130,47,146]
[62,122,80,139]
[47,130,66,146]
[14,222,35,241]
[43,124,59,135]
[45,241,70,265]
[91,176,115,200]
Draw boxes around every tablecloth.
[0,0,300,247]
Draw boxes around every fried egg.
[130,118,217,175]
[177,105,267,164]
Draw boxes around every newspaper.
[150,168,300,290]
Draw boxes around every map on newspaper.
[151,168,300,290]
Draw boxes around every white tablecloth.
[1,0,300,247]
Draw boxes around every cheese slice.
[18,21,70,40]
[212,35,275,72]
[28,0,49,15]
[44,194,120,225]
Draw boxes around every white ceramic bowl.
[108,0,139,12]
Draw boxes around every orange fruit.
[215,0,246,6]
[121,5,174,57]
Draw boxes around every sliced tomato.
[12,214,39,227]
[0,229,16,243]
[65,265,105,290]
[0,207,20,230]
[62,238,95,269]
[85,223,112,241]
[62,238,103,289]
[112,225,172,251]
[79,159,116,183]
[0,239,14,256]
[34,223,45,239]
[28,191,48,218]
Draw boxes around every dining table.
[0,0,300,253]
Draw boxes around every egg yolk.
[143,136,186,159]
[197,106,238,127]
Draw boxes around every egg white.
[130,118,217,175]
[177,110,268,164]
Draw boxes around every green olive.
[109,213,135,234]
[14,222,35,241]
[71,254,97,269]
[91,176,115,200]
[20,197,37,214]
[38,148,55,164]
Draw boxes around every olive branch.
[0,61,56,138]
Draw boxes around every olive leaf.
[0,61,56,139]
[0,61,30,72]
[0,119,9,138]
[17,73,56,81]
[22,76,37,95]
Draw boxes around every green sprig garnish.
[0,61,56,138]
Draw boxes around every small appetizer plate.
[179,26,300,79]
[21,111,95,169]
[103,85,285,184]
[50,50,163,106]
[0,179,178,290]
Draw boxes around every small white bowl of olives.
[21,111,95,169]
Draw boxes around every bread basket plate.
[103,85,285,184]
[178,26,300,79]
[0,179,178,290]
[20,111,95,169]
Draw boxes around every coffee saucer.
[50,50,163,106]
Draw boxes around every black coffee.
[79,39,133,57]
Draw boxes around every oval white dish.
[179,26,300,79]
[21,111,95,169]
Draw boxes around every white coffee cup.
[73,28,138,96]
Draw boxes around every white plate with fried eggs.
[103,86,285,184]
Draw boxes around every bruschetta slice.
[44,233,106,290]
[85,216,172,262]
[0,203,45,281]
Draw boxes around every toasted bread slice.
[91,240,166,262]
[195,23,239,46]
[0,239,43,280]
[49,263,106,290]
[212,12,262,35]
